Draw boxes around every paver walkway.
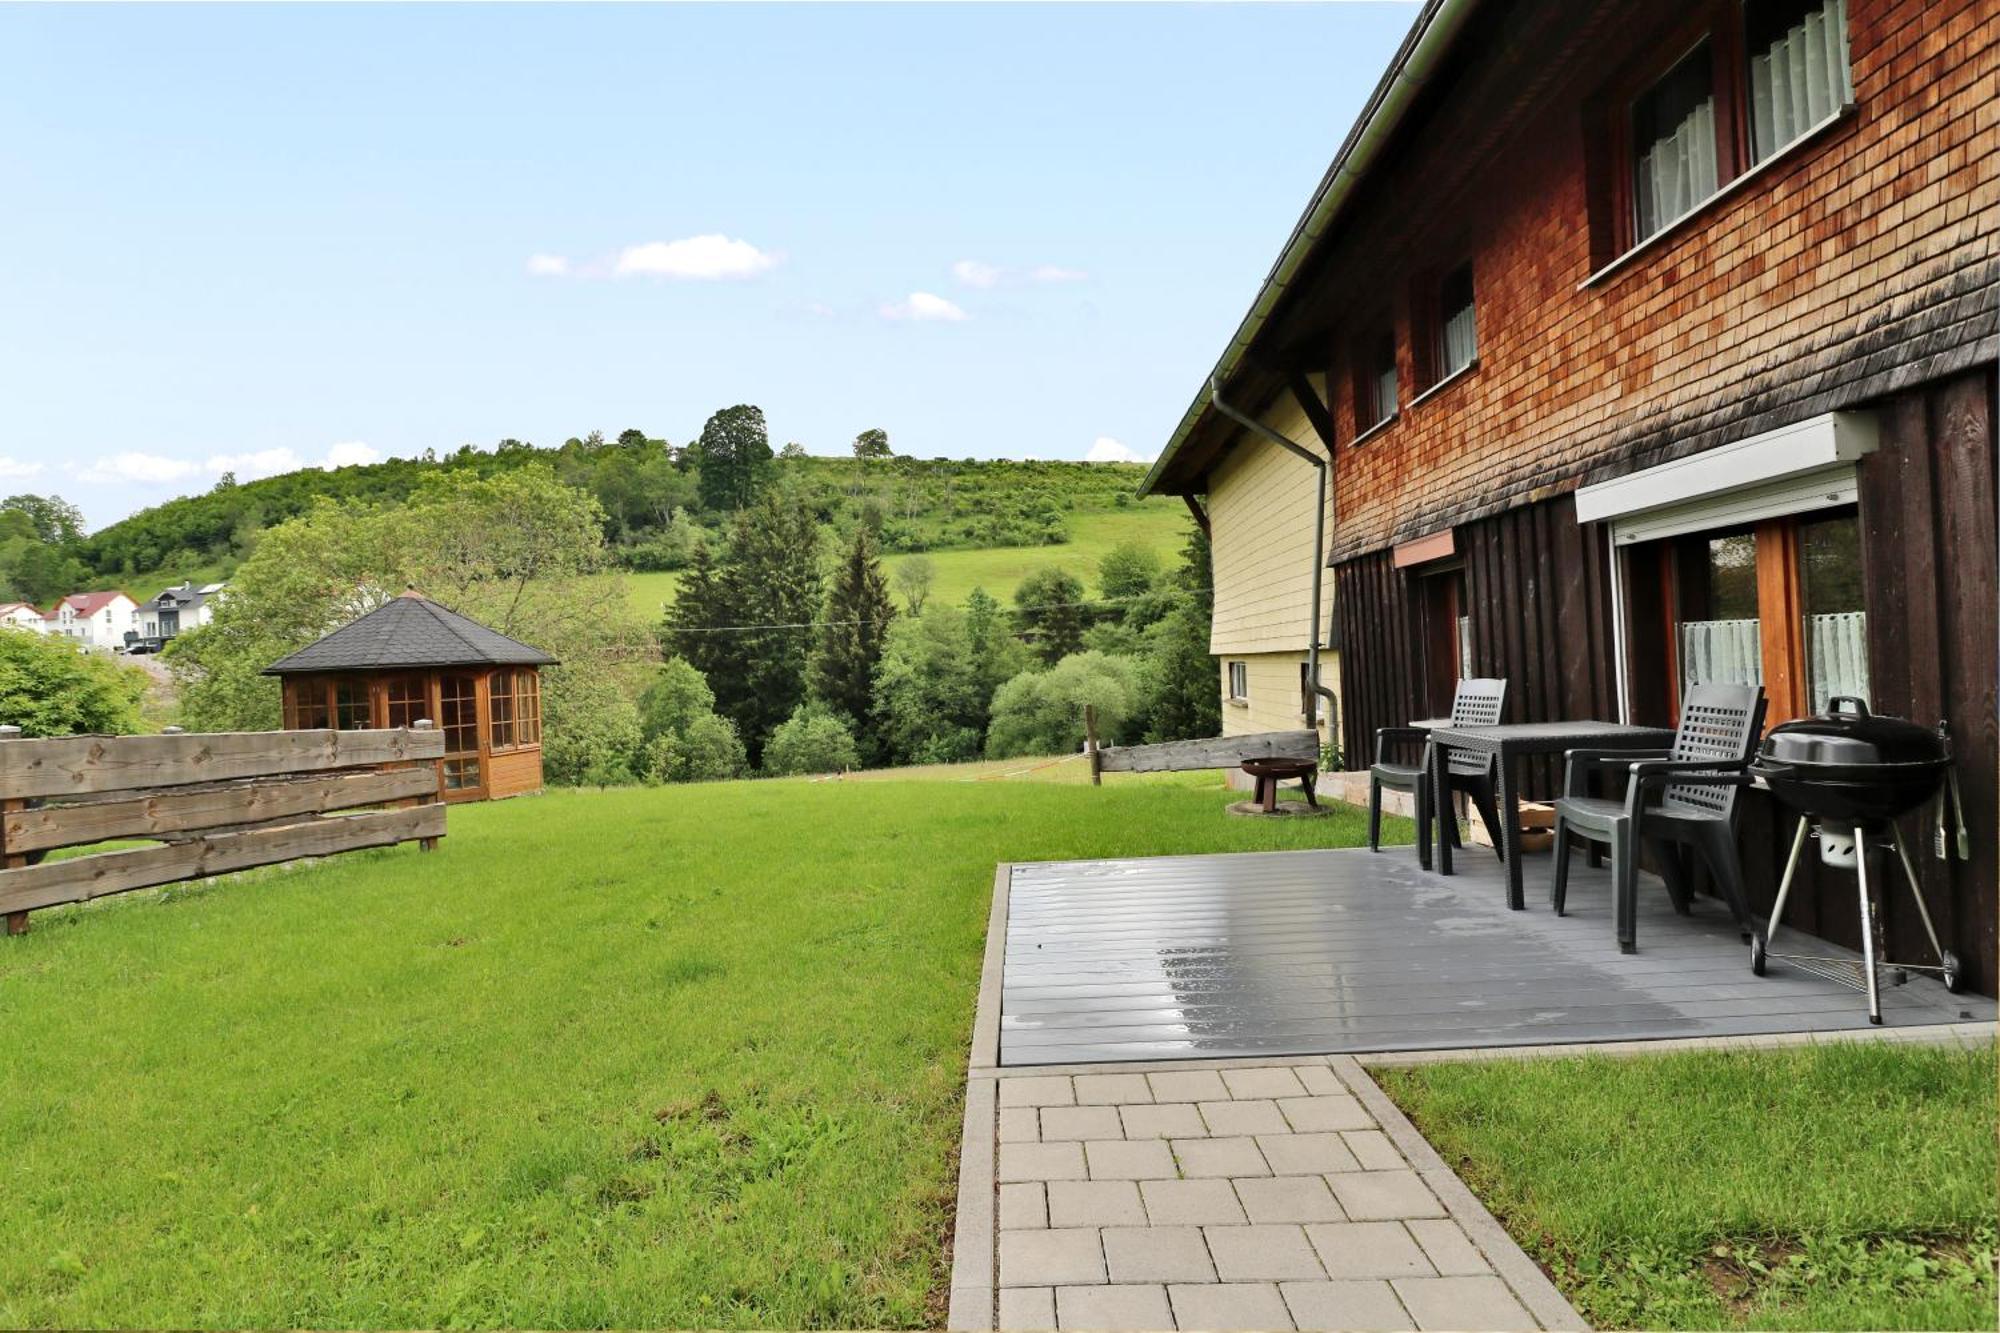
[950,1053,1581,1331]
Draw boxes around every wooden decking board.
[998,846,1992,1066]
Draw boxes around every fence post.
[0,725,24,935]
[1084,705,1102,786]
[412,719,441,850]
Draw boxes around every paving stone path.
[949,1055,1584,1331]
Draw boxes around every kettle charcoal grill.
[1749,696,1966,1022]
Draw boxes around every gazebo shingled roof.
[262,592,558,676]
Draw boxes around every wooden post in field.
[412,719,441,850]
[1,725,24,935]
[1084,705,1102,786]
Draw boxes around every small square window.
[1227,661,1248,701]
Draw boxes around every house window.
[1747,0,1852,164]
[1642,506,1865,727]
[1436,265,1477,381]
[1631,42,1720,244]
[489,671,517,749]
[1357,333,1397,434]
[1227,661,1248,702]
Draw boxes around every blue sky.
[0,2,1417,530]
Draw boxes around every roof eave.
[1139,0,1482,498]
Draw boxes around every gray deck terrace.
[999,846,1992,1067]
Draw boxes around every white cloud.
[78,451,204,485]
[207,448,305,480]
[525,253,571,277]
[1086,436,1151,464]
[614,234,780,280]
[1030,264,1088,284]
[951,259,1003,289]
[0,457,43,480]
[880,291,969,323]
[323,441,381,469]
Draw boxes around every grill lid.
[1758,697,1947,768]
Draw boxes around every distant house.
[130,581,226,651]
[0,602,43,633]
[263,590,558,803]
[45,591,138,648]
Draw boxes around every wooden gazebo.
[263,591,557,802]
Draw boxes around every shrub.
[762,701,860,776]
[0,629,147,736]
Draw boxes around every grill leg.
[1762,817,1810,952]
[1890,823,1949,968]
[1855,827,1883,1025]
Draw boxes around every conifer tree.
[810,528,896,761]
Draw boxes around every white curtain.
[1442,302,1477,376]
[1375,364,1398,421]
[1750,0,1852,163]
[1681,618,1763,693]
[1635,96,1719,240]
[1807,610,1869,712]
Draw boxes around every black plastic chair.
[1551,682,1768,954]
[1369,678,1507,863]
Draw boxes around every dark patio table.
[1428,720,1676,909]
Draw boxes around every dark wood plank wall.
[1331,371,1996,993]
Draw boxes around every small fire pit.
[1238,757,1319,815]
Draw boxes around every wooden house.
[264,591,556,802]
[1143,0,1996,990]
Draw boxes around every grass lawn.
[620,504,1193,621]
[1379,1045,1998,1330]
[0,770,1398,1329]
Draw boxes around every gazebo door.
[437,672,485,800]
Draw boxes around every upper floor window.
[1747,0,1853,164]
[1632,43,1719,244]
[1437,265,1477,380]
[1358,333,1398,434]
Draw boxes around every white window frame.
[1226,660,1249,703]
[1578,411,1878,721]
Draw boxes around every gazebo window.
[439,674,479,754]
[490,672,517,748]
[385,676,428,729]
[292,682,331,730]
[333,679,373,731]
[517,671,542,746]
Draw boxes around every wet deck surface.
[1000,846,1993,1066]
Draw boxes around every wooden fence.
[0,724,446,934]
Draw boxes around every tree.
[778,441,808,459]
[891,556,935,616]
[664,490,825,763]
[986,651,1141,759]
[762,700,860,776]
[965,585,1028,703]
[1013,566,1088,665]
[1,494,85,545]
[1097,540,1162,604]
[810,529,895,760]
[691,404,774,512]
[0,627,147,736]
[1135,525,1221,744]
[637,657,748,783]
[851,428,892,460]
[872,607,985,765]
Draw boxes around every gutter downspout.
[1207,376,1335,734]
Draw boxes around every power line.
[659,593,1159,635]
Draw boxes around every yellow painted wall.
[1206,391,1333,658]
